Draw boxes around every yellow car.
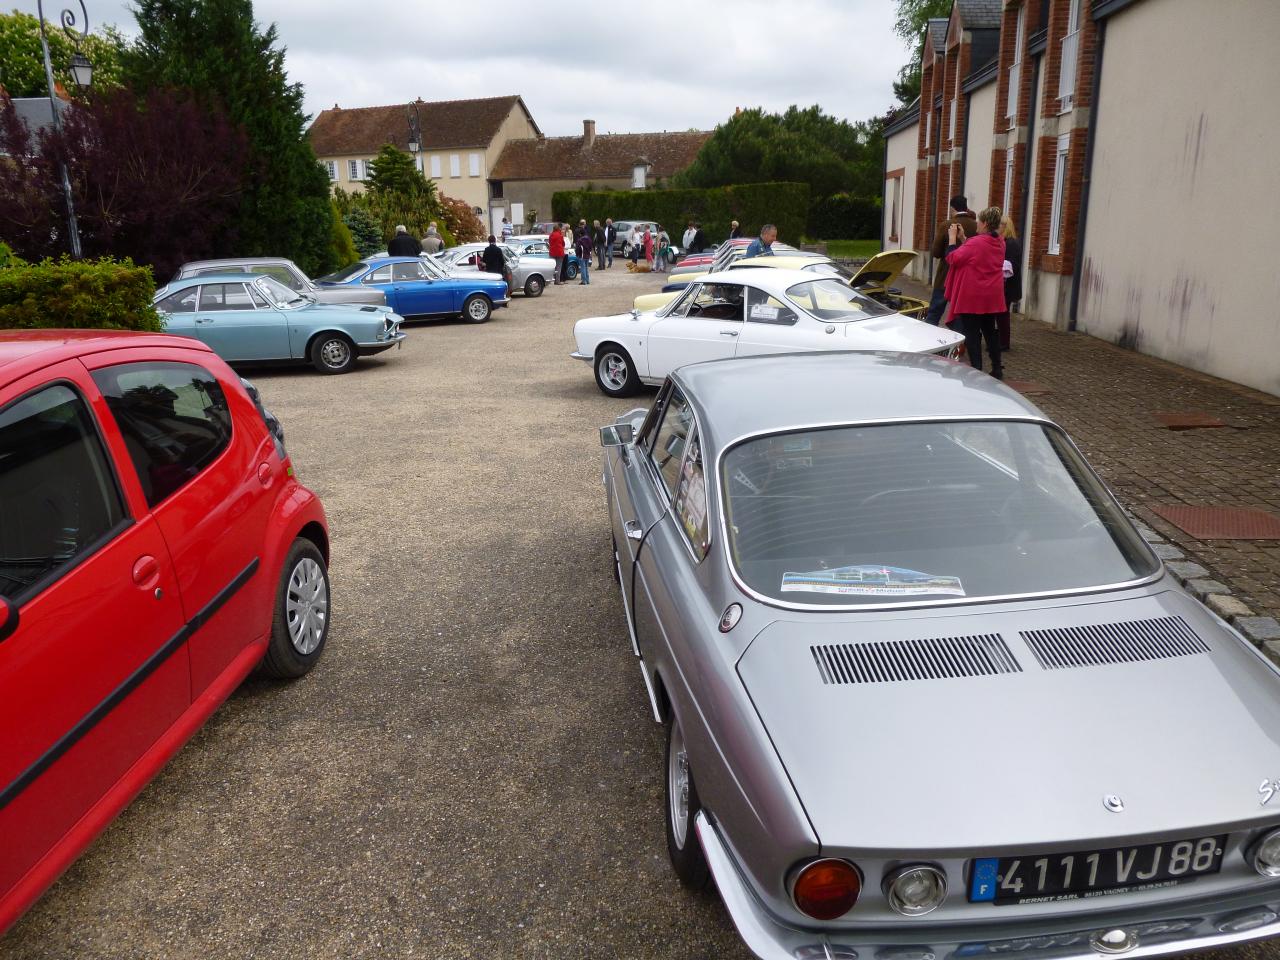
[632,250,927,318]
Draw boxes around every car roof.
[729,254,825,271]
[0,330,212,389]
[692,266,842,292]
[181,257,292,269]
[158,273,276,294]
[672,352,1048,455]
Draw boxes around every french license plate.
[969,835,1227,905]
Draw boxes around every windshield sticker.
[782,438,812,453]
[780,565,966,597]
[749,303,780,321]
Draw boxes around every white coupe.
[571,267,965,396]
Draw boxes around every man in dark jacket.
[481,235,506,278]
[592,220,607,270]
[388,224,422,257]
[574,227,593,285]
[691,222,707,254]
[604,219,616,268]
[925,197,977,326]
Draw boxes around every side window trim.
[670,423,712,563]
[643,386,701,505]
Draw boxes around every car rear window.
[784,278,893,322]
[92,362,233,508]
[0,384,125,602]
[721,421,1158,607]
[320,262,367,283]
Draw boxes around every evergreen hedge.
[0,257,161,331]
[808,193,882,241]
[552,182,810,246]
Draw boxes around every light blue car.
[316,256,510,323]
[153,273,406,374]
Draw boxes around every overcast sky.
[47,0,910,134]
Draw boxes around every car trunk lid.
[849,250,917,288]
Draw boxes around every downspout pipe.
[1068,16,1107,333]
[881,123,890,252]
[1017,55,1041,247]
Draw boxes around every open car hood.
[849,249,917,287]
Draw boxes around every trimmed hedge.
[808,193,882,241]
[0,257,162,332]
[553,182,810,247]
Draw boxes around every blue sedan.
[154,273,406,374]
[317,256,510,323]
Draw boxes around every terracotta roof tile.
[308,95,537,155]
[489,130,710,182]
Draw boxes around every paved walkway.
[898,275,1280,642]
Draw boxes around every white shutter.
[468,152,481,176]
[1048,134,1070,255]
[1058,0,1083,110]
[449,154,461,178]
[430,155,441,178]
[1003,149,1015,215]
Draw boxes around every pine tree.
[121,0,334,274]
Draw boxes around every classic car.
[635,250,823,313]
[669,237,753,274]
[0,330,329,934]
[317,256,509,323]
[599,349,1280,960]
[172,257,386,307]
[153,274,405,374]
[438,242,556,297]
[572,268,962,396]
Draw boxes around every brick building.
[883,0,1280,396]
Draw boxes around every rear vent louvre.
[1020,616,1209,670]
[811,634,1021,685]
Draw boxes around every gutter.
[1068,16,1107,332]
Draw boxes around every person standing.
[682,222,696,254]
[944,206,1006,379]
[604,218,616,268]
[925,196,977,326]
[728,220,741,239]
[691,222,707,254]
[592,220,607,270]
[549,223,566,284]
[998,215,1022,352]
[482,234,506,275]
[743,224,777,259]
[388,224,421,256]
[654,226,670,273]
[500,217,513,241]
[575,226,593,285]
[642,226,654,270]
[422,222,444,255]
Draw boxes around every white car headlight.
[1251,828,1280,877]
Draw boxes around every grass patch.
[822,239,881,259]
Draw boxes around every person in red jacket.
[944,206,1007,379]
[548,225,566,285]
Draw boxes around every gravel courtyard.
[6,262,1276,960]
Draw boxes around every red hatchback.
[0,330,330,934]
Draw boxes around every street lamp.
[407,100,423,171]
[36,1,92,259]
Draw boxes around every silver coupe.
[599,350,1280,960]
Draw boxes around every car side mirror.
[600,423,635,447]
[0,595,19,644]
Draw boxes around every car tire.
[594,344,641,397]
[566,261,579,280]
[462,294,492,324]
[665,712,710,889]
[310,333,356,374]
[524,274,545,297]
[260,538,330,679]
[621,242,633,258]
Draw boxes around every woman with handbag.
[944,206,1006,379]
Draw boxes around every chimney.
[583,119,596,149]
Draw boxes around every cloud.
[87,0,910,132]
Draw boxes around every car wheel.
[665,712,710,888]
[566,261,579,280]
[622,242,633,258]
[594,345,641,397]
[463,294,492,324]
[260,538,330,679]
[524,274,545,297]
[310,333,356,374]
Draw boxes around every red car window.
[91,362,232,508]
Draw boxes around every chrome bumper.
[695,813,1280,960]
[569,351,592,362]
[356,331,406,355]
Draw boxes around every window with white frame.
[430,155,442,178]
[324,160,337,181]
[468,152,481,177]
[1047,133,1070,255]
[1058,0,1083,112]
[449,154,461,178]
[1003,148,1015,217]
[363,159,373,180]
[347,159,359,180]
[949,96,957,141]
[925,107,932,149]
[1007,4,1024,127]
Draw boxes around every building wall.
[962,81,996,213]
[1075,0,1280,396]
[884,121,922,281]
[497,178,633,228]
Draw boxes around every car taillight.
[792,859,862,920]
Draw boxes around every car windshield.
[784,278,893,321]
[320,262,367,283]
[721,421,1159,607]
[254,276,308,308]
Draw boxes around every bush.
[327,203,358,267]
[808,193,882,241]
[552,182,810,246]
[439,195,485,244]
[0,257,161,331]
[343,207,383,258]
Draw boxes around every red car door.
[0,361,188,919]
[85,351,279,695]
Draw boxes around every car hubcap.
[599,353,628,390]
[529,278,542,295]
[469,299,488,320]
[286,557,328,655]
[669,720,690,850]
[321,339,349,368]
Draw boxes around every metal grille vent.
[811,634,1021,685]
[1020,616,1209,670]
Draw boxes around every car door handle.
[132,554,160,588]
[624,520,643,541]
[720,329,739,337]
[195,317,214,324]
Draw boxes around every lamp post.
[407,100,423,173]
[36,1,93,259]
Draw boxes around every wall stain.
[1182,113,1208,192]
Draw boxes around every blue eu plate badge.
[971,858,999,902]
